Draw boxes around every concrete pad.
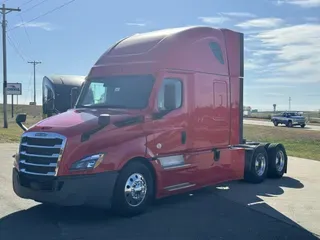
[215,157,320,235]
[0,143,319,239]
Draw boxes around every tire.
[258,142,270,150]
[300,124,306,128]
[267,143,287,178]
[111,161,154,217]
[286,121,293,127]
[244,146,269,184]
[273,121,278,126]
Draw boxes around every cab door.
[146,72,196,193]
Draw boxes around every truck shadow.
[0,176,318,240]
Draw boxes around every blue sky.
[0,0,319,111]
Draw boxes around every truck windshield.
[76,74,155,109]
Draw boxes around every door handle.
[181,131,187,144]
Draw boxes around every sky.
[0,0,319,111]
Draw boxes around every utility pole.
[28,61,41,105]
[289,97,291,111]
[1,4,21,128]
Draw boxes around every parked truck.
[13,26,288,216]
[42,75,85,117]
[271,111,307,128]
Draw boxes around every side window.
[84,82,106,105]
[157,78,182,111]
[209,42,224,65]
[44,86,53,102]
[47,87,53,100]
[43,86,48,102]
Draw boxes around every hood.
[28,108,144,137]
[25,108,148,176]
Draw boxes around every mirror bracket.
[152,110,171,120]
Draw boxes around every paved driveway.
[0,144,319,240]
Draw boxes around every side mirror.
[81,114,110,142]
[16,113,26,123]
[98,114,110,127]
[70,87,80,108]
[16,113,28,131]
[163,84,176,111]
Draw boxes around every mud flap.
[244,148,254,172]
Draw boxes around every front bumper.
[12,168,119,208]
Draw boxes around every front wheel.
[111,162,154,217]
[300,124,306,128]
[273,121,278,126]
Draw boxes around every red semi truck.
[13,26,288,216]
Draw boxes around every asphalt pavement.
[0,143,319,240]
[244,119,320,131]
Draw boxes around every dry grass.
[244,124,320,160]
[0,116,42,143]
[0,104,42,143]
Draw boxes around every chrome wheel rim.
[124,173,147,207]
[255,153,266,176]
[276,150,285,172]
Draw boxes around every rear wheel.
[111,161,154,217]
[300,124,306,128]
[244,146,269,184]
[267,143,287,178]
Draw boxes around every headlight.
[70,153,105,171]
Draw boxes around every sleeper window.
[157,78,182,111]
[209,42,224,65]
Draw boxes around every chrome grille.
[18,132,67,176]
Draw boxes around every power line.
[7,33,27,61]
[23,0,50,14]
[18,14,32,44]
[16,0,51,44]
[8,0,76,31]
[20,0,37,8]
